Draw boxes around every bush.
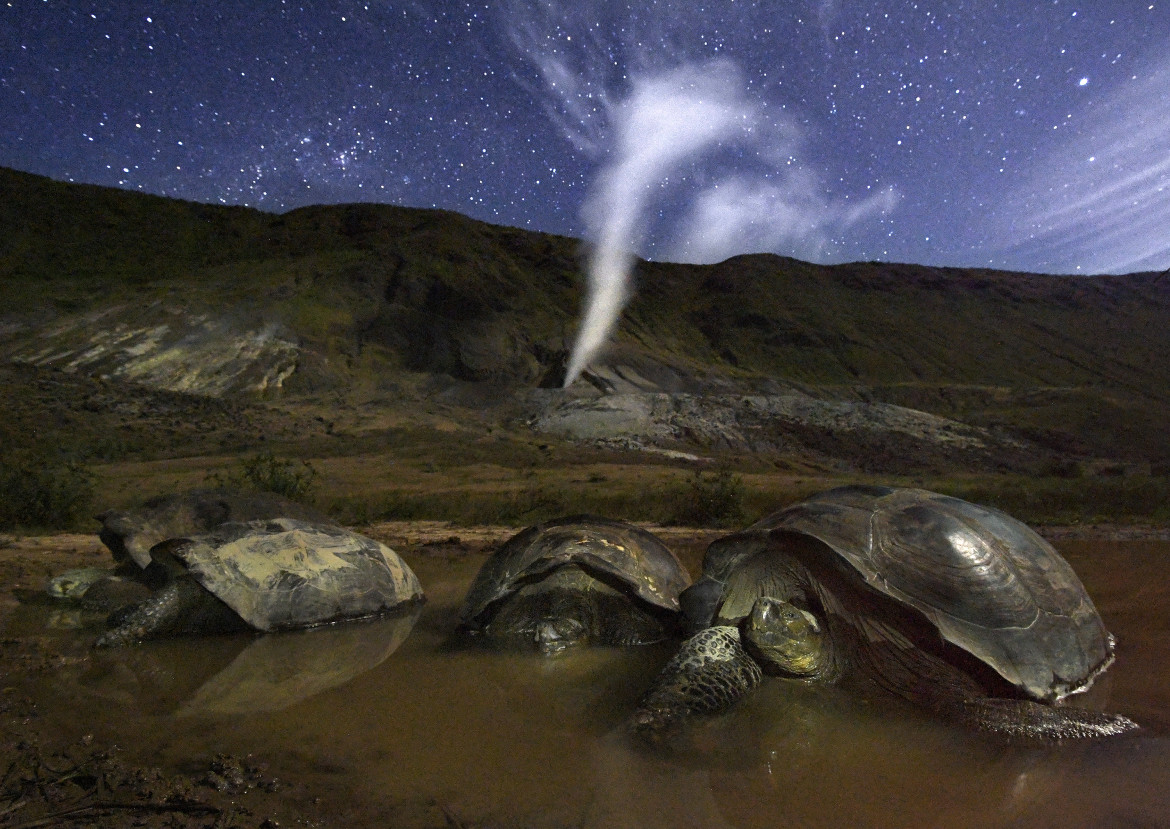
[0,451,95,531]
[668,467,747,528]
[1037,457,1081,479]
[206,451,319,501]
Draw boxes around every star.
[0,1,1167,274]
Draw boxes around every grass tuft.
[667,468,749,528]
[0,449,95,532]
[205,451,319,502]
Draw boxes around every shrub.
[1037,457,1081,479]
[206,451,319,501]
[668,467,747,528]
[0,450,95,531]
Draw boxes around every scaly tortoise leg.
[95,578,245,647]
[633,626,764,736]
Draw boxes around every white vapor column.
[501,3,900,387]
[563,62,757,387]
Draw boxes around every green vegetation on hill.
[6,164,1168,404]
[4,165,1170,528]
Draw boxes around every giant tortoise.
[635,486,1137,740]
[96,518,424,647]
[460,515,691,653]
[47,490,329,618]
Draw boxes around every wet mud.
[0,526,1167,828]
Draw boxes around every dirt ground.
[0,522,729,829]
[0,530,302,828]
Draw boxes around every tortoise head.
[47,567,109,600]
[480,565,601,654]
[741,597,827,678]
[533,616,589,654]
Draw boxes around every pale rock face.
[9,305,300,397]
[528,376,1013,460]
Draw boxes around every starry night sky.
[3,1,1168,275]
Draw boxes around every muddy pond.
[5,535,1169,828]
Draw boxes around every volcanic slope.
[3,164,1170,472]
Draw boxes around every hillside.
[4,164,1170,521]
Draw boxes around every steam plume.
[559,60,898,386]
[502,4,900,387]
[564,61,757,386]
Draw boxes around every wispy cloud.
[670,171,899,265]
[992,50,1170,274]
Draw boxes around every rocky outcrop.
[3,305,302,397]
[527,385,1032,472]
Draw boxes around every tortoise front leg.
[633,626,764,737]
[960,698,1138,740]
[860,629,1140,740]
[95,578,244,647]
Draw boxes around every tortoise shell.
[460,515,690,630]
[155,518,423,630]
[99,489,329,569]
[704,485,1113,702]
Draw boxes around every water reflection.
[32,608,419,717]
[7,541,1170,827]
[177,610,421,716]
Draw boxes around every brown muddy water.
[7,538,1170,828]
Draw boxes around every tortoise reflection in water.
[460,515,691,653]
[636,486,1138,740]
[95,518,424,647]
